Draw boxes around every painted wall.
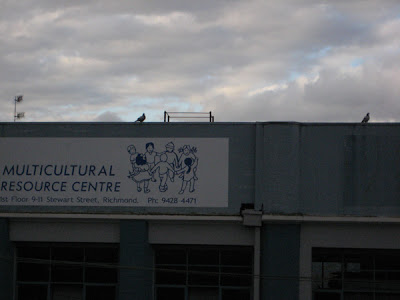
[261,123,400,216]
[261,224,300,300]
[2,122,400,216]
[119,220,153,300]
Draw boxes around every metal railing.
[164,111,214,122]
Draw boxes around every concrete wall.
[261,224,300,300]
[261,123,400,217]
[2,122,400,217]
[119,220,153,300]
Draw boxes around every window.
[16,243,118,300]
[154,246,253,300]
[313,248,400,300]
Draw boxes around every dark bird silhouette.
[361,113,370,123]
[136,113,146,123]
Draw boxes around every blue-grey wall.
[0,218,13,299]
[119,220,153,300]
[2,122,400,217]
[261,224,300,300]
[260,123,400,216]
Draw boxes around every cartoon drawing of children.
[163,142,178,182]
[127,144,138,171]
[178,145,198,180]
[144,142,159,182]
[130,153,152,193]
[175,157,198,194]
[150,153,174,192]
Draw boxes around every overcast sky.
[1,0,399,123]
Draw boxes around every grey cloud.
[93,111,124,122]
[1,1,399,122]
[211,60,400,123]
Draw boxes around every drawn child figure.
[150,153,174,192]
[127,145,138,171]
[178,145,198,180]
[144,142,159,182]
[127,144,141,181]
[175,157,198,194]
[131,153,152,193]
[163,142,178,182]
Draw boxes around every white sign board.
[0,138,229,207]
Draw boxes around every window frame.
[312,248,400,300]
[154,245,253,300]
[14,242,119,300]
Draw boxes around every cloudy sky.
[1,0,399,123]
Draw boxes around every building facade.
[1,121,400,300]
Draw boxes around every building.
[1,121,400,300]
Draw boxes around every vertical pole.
[164,111,166,122]
[254,122,263,299]
[254,227,261,300]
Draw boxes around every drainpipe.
[242,209,262,300]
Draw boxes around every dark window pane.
[17,246,50,282]
[86,286,116,300]
[221,289,251,300]
[375,270,400,291]
[314,292,341,300]
[16,244,119,300]
[189,287,218,300]
[323,261,342,289]
[312,252,342,290]
[17,262,49,282]
[221,267,252,286]
[51,284,83,300]
[18,246,50,259]
[376,294,400,300]
[86,247,118,263]
[157,287,185,300]
[312,261,323,290]
[344,292,373,300]
[52,247,84,282]
[156,266,186,285]
[188,266,219,286]
[189,249,219,265]
[221,249,252,266]
[86,267,118,283]
[375,253,400,291]
[375,253,400,270]
[154,246,254,295]
[52,264,83,282]
[53,247,84,261]
[17,284,47,300]
[344,255,374,291]
[155,249,186,265]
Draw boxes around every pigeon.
[136,113,146,123]
[361,113,370,123]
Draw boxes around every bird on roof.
[361,113,370,123]
[136,113,146,123]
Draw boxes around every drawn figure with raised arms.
[130,153,152,193]
[163,142,178,183]
[150,153,174,192]
[175,157,199,194]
